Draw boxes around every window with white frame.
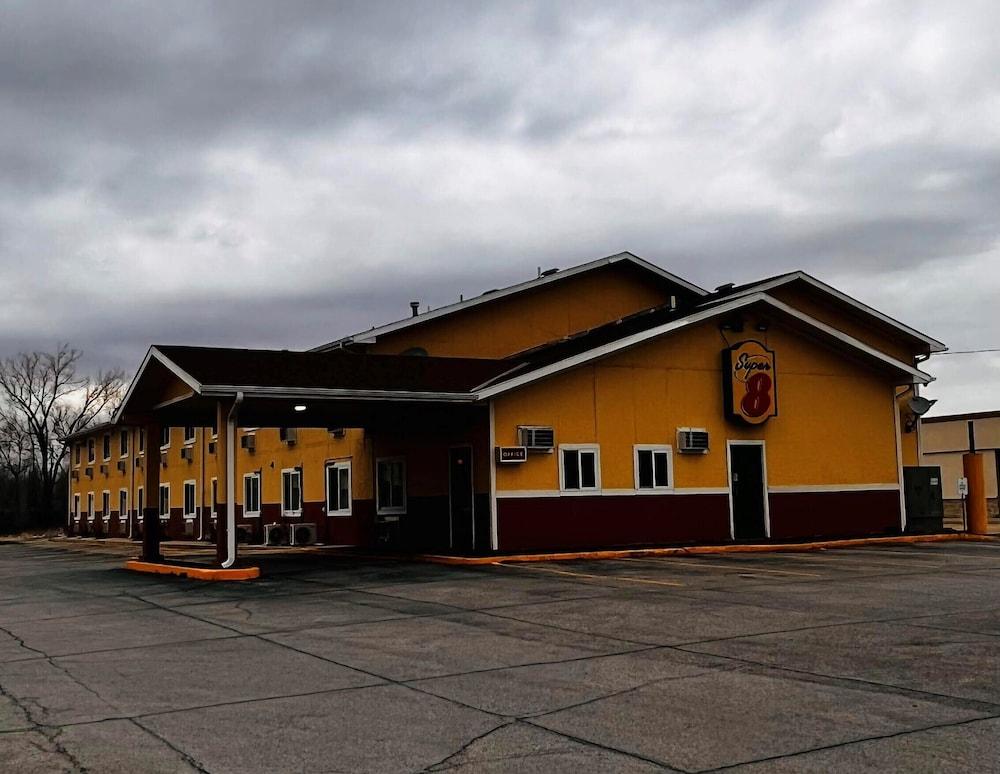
[376,457,406,514]
[119,429,129,457]
[160,426,170,448]
[634,445,673,491]
[101,491,111,521]
[183,426,195,444]
[74,444,81,466]
[560,445,601,491]
[138,429,145,453]
[73,494,80,521]
[183,480,197,518]
[243,473,261,517]
[119,489,129,523]
[87,492,94,520]
[158,484,170,518]
[137,487,144,519]
[282,468,302,516]
[87,438,95,463]
[325,461,351,516]
[102,434,111,461]
[210,478,218,518]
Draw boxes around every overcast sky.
[1,0,997,415]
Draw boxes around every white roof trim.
[199,385,477,403]
[710,272,947,353]
[112,347,204,424]
[474,292,933,400]
[311,252,707,351]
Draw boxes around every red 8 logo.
[741,372,772,418]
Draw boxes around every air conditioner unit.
[207,441,216,455]
[85,467,93,479]
[160,459,168,468]
[290,523,317,546]
[182,519,196,538]
[116,460,126,472]
[180,447,194,462]
[135,457,143,469]
[677,428,710,454]
[71,470,79,481]
[204,523,216,542]
[100,464,109,475]
[237,524,258,544]
[517,426,555,452]
[280,427,298,445]
[240,434,256,452]
[263,523,288,546]
[329,428,346,439]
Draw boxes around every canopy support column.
[141,421,162,562]
[215,396,242,568]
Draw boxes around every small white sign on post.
[957,477,969,497]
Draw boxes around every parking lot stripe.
[497,562,685,587]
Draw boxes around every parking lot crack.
[129,717,212,773]
[421,720,515,772]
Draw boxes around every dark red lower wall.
[768,490,901,540]
[497,494,732,553]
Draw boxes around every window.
[210,417,218,438]
[138,429,145,453]
[160,427,171,449]
[72,494,80,521]
[74,444,81,466]
[183,480,196,518]
[560,445,600,491]
[158,484,170,518]
[183,426,195,444]
[102,434,111,461]
[119,429,129,457]
[137,487,144,519]
[119,489,129,522]
[87,493,94,520]
[210,478,218,519]
[87,438,95,463]
[376,458,406,514]
[101,491,110,521]
[634,445,673,491]
[243,473,261,517]
[325,461,351,516]
[282,468,302,516]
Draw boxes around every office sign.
[723,340,777,425]
[496,446,528,463]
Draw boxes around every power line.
[936,348,1000,355]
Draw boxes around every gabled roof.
[63,421,118,443]
[699,271,947,354]
[473,292,934,398]
[311,251,708,352]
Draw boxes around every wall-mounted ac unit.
[116,460,126,472]
[135,457,143,469]
[290,523,318,546]
[204,523,216,542]
[85,467,93,479]
[237,524,259,544]
[240,434,256,452]
[182,519,196,538]
[180,447,194,462]
[71,470,79,481]
[263,523,288,546]
[161,459,168,468]
[517,426,555,452]
[329,428,346,439]
[677,428,710,454]
[280,427,298,445]
[99,464,109,475]
[207,441,216,455]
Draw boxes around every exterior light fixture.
[294,404,307,412]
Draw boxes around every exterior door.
[730,444,768,540]
[449,446,474,553]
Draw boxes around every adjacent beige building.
[921,411,1000,519]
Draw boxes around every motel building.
[64,252,946,565]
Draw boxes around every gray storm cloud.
[0,0,997,412]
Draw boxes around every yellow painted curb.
[419,533,997,566]
[124,560,260,581]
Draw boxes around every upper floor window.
[74,444,81,466]
[376,458,406,514]
[560,445,600,491]
[183,426,196,444]
[326,461,351,516]
[160,427,171,449]
[119,429,129,457]
[282,468,302,516]
[634,445,673,491]
[87,438,95,463]
[102,434,111,461]
[137,429,145,454]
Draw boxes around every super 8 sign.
[722,341,777,425]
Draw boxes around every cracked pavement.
[1,540,999,772]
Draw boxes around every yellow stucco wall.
[368,264,676,358]
[492,314,901,493]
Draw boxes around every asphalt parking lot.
[1,540,999,773]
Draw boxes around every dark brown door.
[731,444,767,540]
[449,446,474,553]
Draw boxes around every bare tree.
[0,345,125,525]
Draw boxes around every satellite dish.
[908,396,937,416]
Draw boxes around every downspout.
[197,426,205,541]
[222,392,243,568]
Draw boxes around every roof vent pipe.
[409,301,420,317]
